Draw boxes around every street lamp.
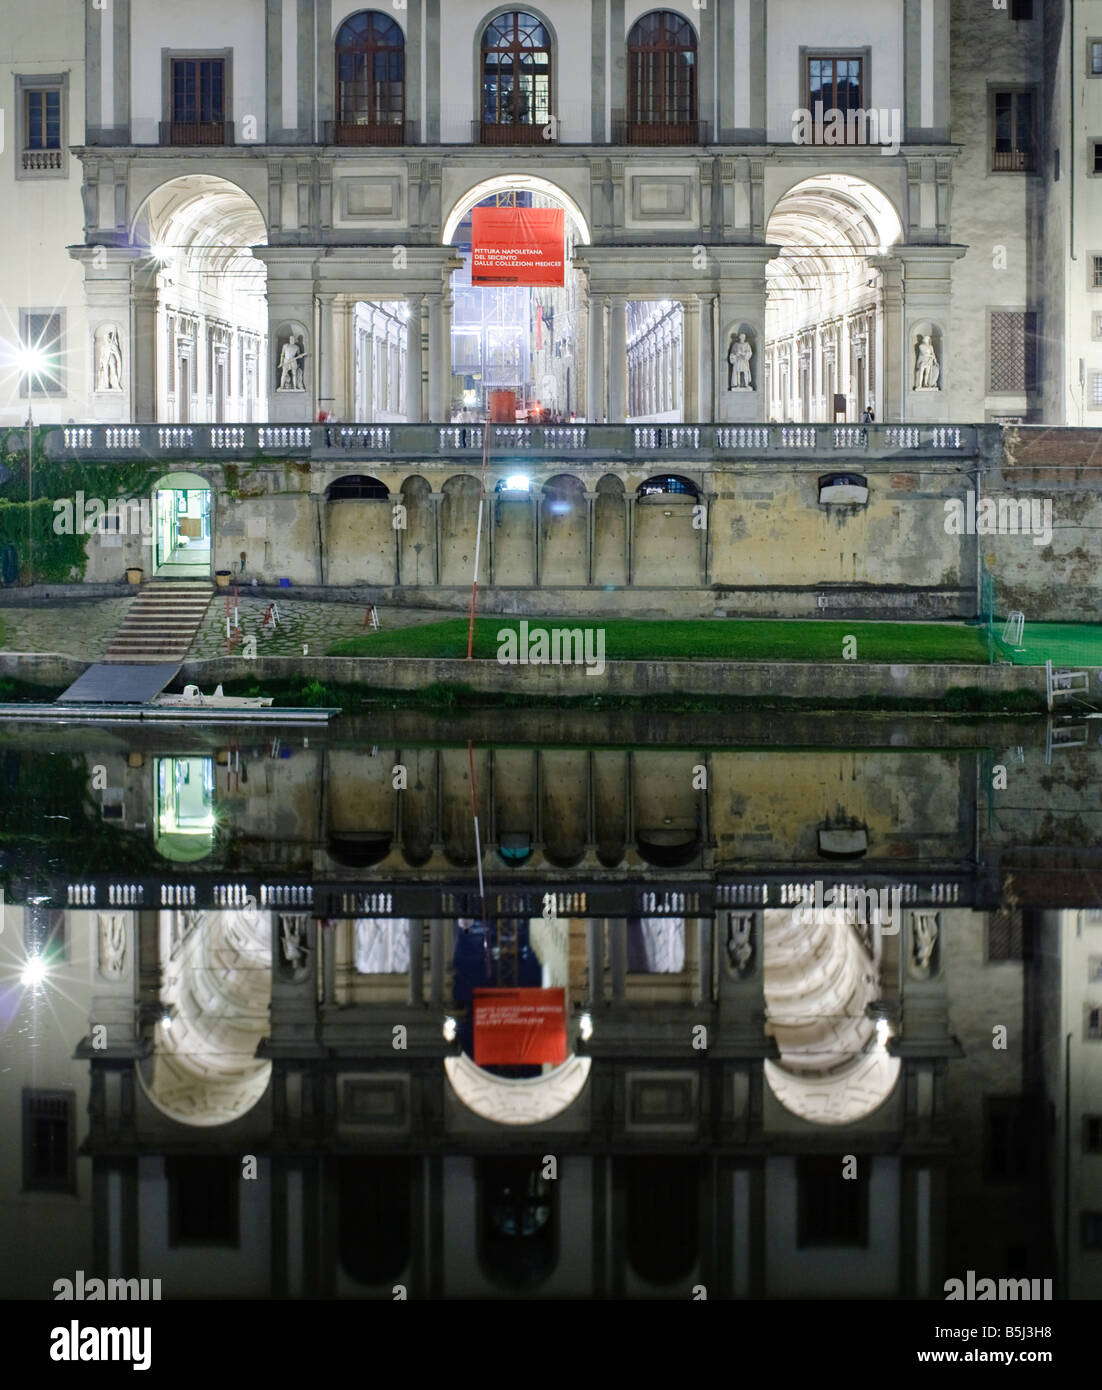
[18,346,48,587]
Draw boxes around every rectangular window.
[797,1155,869,1247]
[988,310,1037,393]
[164,56,229,145]
[1091,41,1102,75]
[1084,1116,1102,1153]
[167,1157,239,1245]
[1088,1006,1102,1040]
[15,74,67,176]
[808,56,864,115]
[19,310,64,397]
[23,1090,75,1192]
[1082,1212,1102,1249]
[985,1096,1034,1182]
[25,89,61,150]
[992,90,1036,171]
[1090,372,1102,409]
[987,908,1023,961]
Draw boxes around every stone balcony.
[47,420,981,466]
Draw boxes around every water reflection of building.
[2,731,1098,1299]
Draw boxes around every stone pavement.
[189,595,446,658]
[0,597,135,659]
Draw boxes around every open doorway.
[152,471,213,578]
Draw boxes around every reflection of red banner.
[471,207,565,287]
[473,987,567,1066]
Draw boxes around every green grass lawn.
[329,617,989,663]
[993,622,1102,667]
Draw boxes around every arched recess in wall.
[540,749,587,868]
[634,750,702,867]
[620,1156,700,1285]
[477,1155,558,1292]
[398,474,434,585]
[440,475,487,587]
[634,474,702,587]
[764,174,903,425]
[149,471,214,581]
[325,748,394,868]
[325,474,393,586]
[763,906,901,1125]
[540,474,587,585]
[131,176,268,425]
[593,474,626,586]
[136,908,272,1127]
[338,1156,412,1286]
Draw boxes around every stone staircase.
[103,581,214,664]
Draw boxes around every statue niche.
[912,326,942,391]
[726,327,756,392]
[94,324,124,392]
[275,323,308,392]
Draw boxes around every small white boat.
[150,683,274,709]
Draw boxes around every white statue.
[96,327,123,392]
[727,332,754,390]
[97,913,126,977]
[726,915,753,973]
[277,335,305,391]
[280,915,311,971]
[914,335,940,390]
[912,914,939,972]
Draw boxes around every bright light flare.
[579,1012,593,1041]
[503,474,530,492]
[442,1016,457,1042]
[21,955,47,988]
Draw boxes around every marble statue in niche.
[727,331,754,390]
[914,334,941,390]
[95,327,123,392]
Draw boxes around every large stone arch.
[593,474,626,585]
[325,474,393,585]
[445,1051,591,1125]
[442,173,591,247]
[398,474,435,585]
[763,173,905,425]
[136,908,272,1128]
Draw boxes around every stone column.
[698,293,716,423]
[625,493,635,584]
[407,919,424,1005]
[587,291,606,422]
[405,294,424,423]
[869,255,905,423]
[317,293,335,420]
[608,295,628,422]
[388,491,403,585]
[699,489,711,584]
[129,257,159,424]
[427,292,445,422]
[585,490,598,584]
[533,492,542,586]
[364,313,376,421]
[681,296,700,424]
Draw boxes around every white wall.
[129,1,268,144]
[764,1154,901,1297]
[0,0,89,426]
[765,0,905,141]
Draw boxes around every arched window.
[326,474,389,500]
[480,12,552,144]
[636,474,699,498]
[625,10,698,144]
[334,10,405,144]
[478,1157,557,1289]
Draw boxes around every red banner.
[473,987,567,1066]
[471,207,565,287]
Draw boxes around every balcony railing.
[49,421,978,463]
[21,148,63,171]
[474,119,552,145]
[991,147,1036,172]
[323,118,415,145]
[159,120,234,146]
[611,117,711,145]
